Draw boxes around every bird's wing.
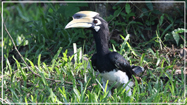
[91,53,97,71]
[109,52,135,78]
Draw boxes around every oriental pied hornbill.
[65,11,144,96]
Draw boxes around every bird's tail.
[131,65,144,83]
[131,65,144,76]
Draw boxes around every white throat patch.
[94,26,100,32]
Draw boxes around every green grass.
[2,45,185,104]
[1,2,186,104]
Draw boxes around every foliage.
[2,45,185,104]
[107,3,185,50]
[165,28,187,46]
[3,3,89,63]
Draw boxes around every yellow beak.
[65,17,93,29]
[65,11,99,29]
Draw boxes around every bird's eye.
[93,19,101,27]
[93,20,98,24]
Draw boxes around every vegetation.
[1,2,186,104]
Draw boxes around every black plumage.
[91,15,136,78]
[65,11,144,96]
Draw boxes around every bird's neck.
[93,27,110,56]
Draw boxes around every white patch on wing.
[101,69,133,96]
[101,69,129,87]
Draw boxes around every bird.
[65,11,144,96]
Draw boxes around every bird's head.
[65,11,108,32]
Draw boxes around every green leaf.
[113,8,121,17]
[152,10,162,14]
[139,13,144,18]
[12,56,20,69]
[156,58,161,66]
[140,53,145,66]
[170,28,186,46]
[73,88,80,101]
[16,6,29,21]
[165,14,174,23]
[120,34,130,54]
[40,73,47,86]
[126,42,137,56]
[125,3,131,14]
[148,48,156,56]
[49,88,61,103]
[161,24,173,38]
[159,14,164,26]
[25,96,28,104]
[38,54,41,69]
[146,3,153,10]
[142,8,148,13]
[112,44,117,52]
[26,58,35,70]
[172,31,180,45]
[51,47,62,70]
[164,33,173,41]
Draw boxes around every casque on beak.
[65,11,99,29]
